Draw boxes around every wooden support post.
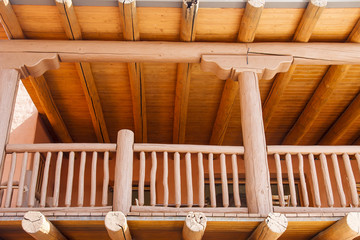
[312,212,360,240]
[182,212,207,240]
[105,211,132,240]
[22,211,67,240]
[113,129,134,215]
[248,213,288,240]
[239,71,272,216]
[0,69,19,182]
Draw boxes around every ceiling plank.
[262,0,327,131]
[173,0,199,144]
[55,0,110,143]
[282,19,360,145]
[119,0,147,143]
[209,0,264,145]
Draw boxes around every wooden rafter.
[55,0,110,143]
[354,135,360,145]
[105,211,132,240]
[182,212,207,240]
[283,19,360,145]
[173,0,199,144]
[262,0,327,131]
[119,0,147,143]
[209,0,263,145]
[248,213,287,240]
[0,0,24,39]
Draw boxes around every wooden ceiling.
[2,1,360,146]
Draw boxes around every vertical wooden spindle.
[163,152,169,207]
[53,151,63,207]
[274,153,285,207]
[356,153,360,174]
[319,153,334,207]
[29,152,40,207]
[17,152,28,207]
[78,151,86,207]
[309,153,321,207]
[174,152,181,207]
[208,153,216,207]
[90,151,98,207]
[298,153,309,207]
[139,151,145,206]
[342,153,358,207]
[232,154,241,207]
[102,151,109,206]
[220,153,229,207]
[198,152,205,208]
[285,153,297,207]
[185,152,193,207]
[150,151,157,206]
[65,151,75,207]
[5,153,16,208]
[40,152,51,207]
[330,153,346,207]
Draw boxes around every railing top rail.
[6,143,117,153]
[267,145,360,155]
[134,143,244,155]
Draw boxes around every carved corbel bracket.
[0,53,60,78]
[200,54,293,81]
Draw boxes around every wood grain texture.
[237,0,264,43]
[105,211,132,240]
[248,213,287,240]
[0,0,24,39]
[182,212,206,240]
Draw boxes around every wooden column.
[248,213,288,240]
[22,211,67,240]
[238,71,272,216]
[113,129,134,215]
[182,212,207,240]
[105,211,132,240]
[0,69,19,182]
[312,212,360,240]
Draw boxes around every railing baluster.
[150,151,157,206]
[198,152,205,208]
[297,153,309,207]
[65,151,75,207]
[174,152,181,207]
[231,154,240,207]
[29,152,40,207]
[163,152,169,207]
[356,153,360,175]
[17,152,28,207]
[5,153,16,208]
[90,151,97,207]
[185,152,193,207]
[342,153,358,207]
[102,151,109,206]
[78,151,86,207]
[220,153,229,207]
[274,153,285,207]
[53,151,63,207]
[331,153,346,207]
[285,153,297,207]
[40,152,51,207]
[309,153,321,207]
[208,153,216,207]
[319,153,334,207]
[139,151,145,206]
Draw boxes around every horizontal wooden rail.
[134,143,244,154]
[267,145,360,155]
[6,143,116,153]
[274,207,360,213]
[131,206,248,214]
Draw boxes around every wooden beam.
[312,212,360,240]
[0,0,24,39]
[248,213,288,240]
[262,0,327,130]
[209,0,263,145]
[283,19,360,145]
[319,92,360,144]
[119,0,147,143]
[182,212,207,240]
[173,0,199,144]
[105,211,132,240]
[22,211,67,240]
[55,0,110,143]
[354,136,360,145]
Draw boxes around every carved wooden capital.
[200,54,293,81]
[0,53,60,78]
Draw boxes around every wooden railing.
[1,143,115,210]
[268,146,360,213]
